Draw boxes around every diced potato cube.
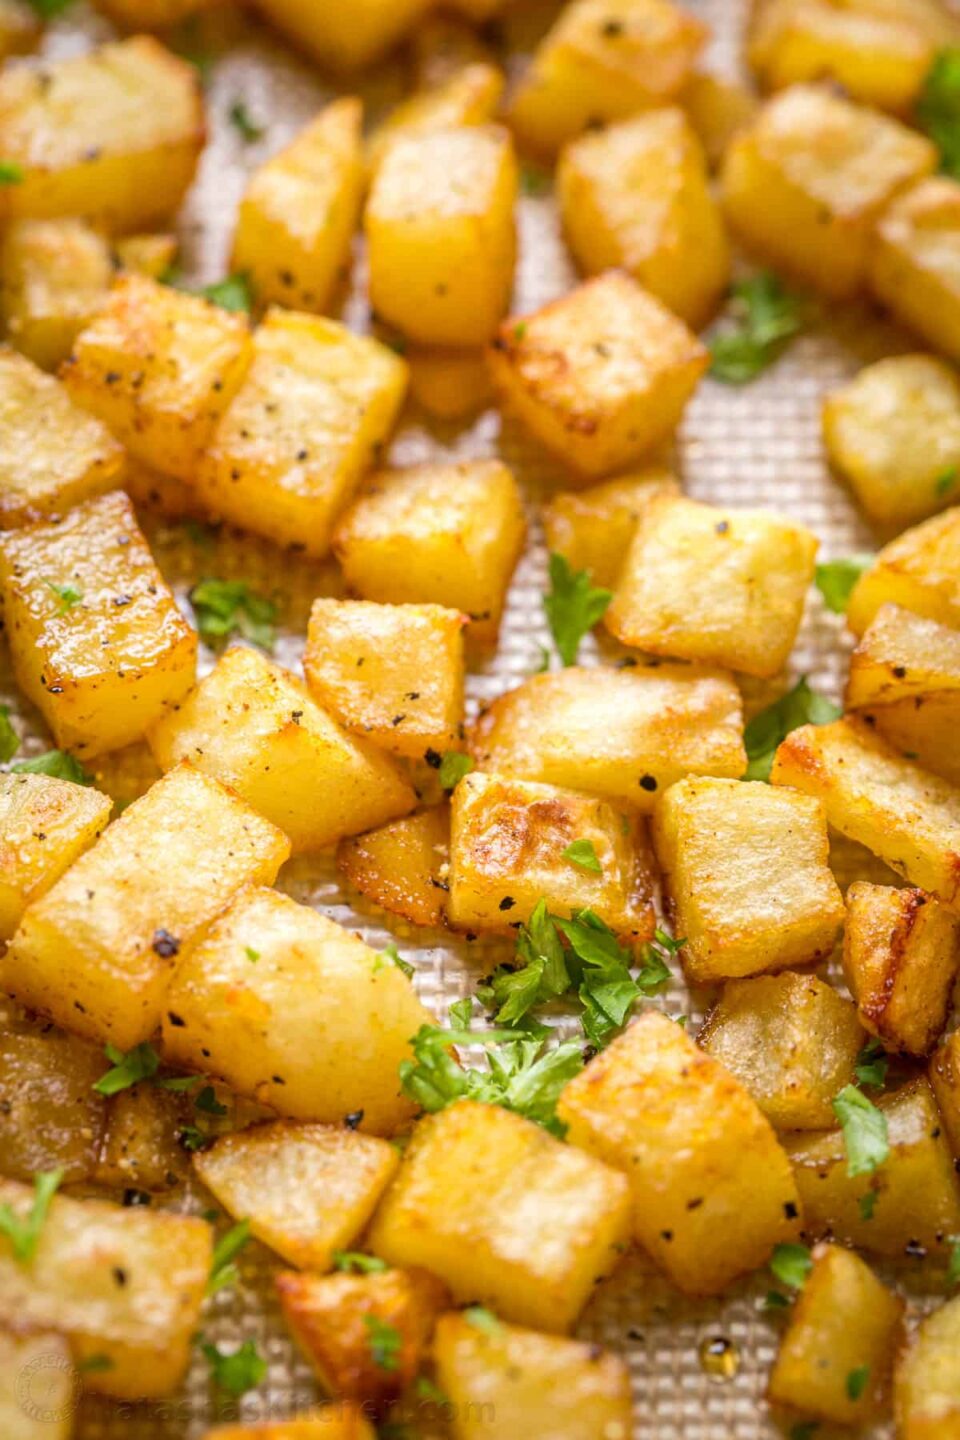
[895,1293,960,1440]
[0,773,111,940]
[557,1011,802,1294]
[0,491,197,757]
[542,466,681,588]
[469,663,746,810]
[0,1330,74,1440]
[0,38,204,233]
[367,63,504,174]
[63,274,253,484]
[508,0,707,157]
[0,1030,107,1183]
[487,272,707,478]
[201,1413,375,1440]
[193,309,407,558]
[846,603,960,710]
[699,972,864,1129]
[96,1081,188,1193]
[231,99,364,315]
[929,1030,960,1156]
[721,85,935,297]
[195,1121,398,1270]
[333,461,526,650]
[147,644,415,852]
[337,807,450,929]
[871,176,960,361]
[681,69,758,169]
[605,494,818,675]
[847,506,960,636]
[0,1,39,61]
[866,693,960,786]
[252,0,431,71]
[163,886,432,1134]
[0,1180,211,1398]
[0,219,112,372]
[557,108,730,328]
[446,770,655,938]
[0,347,123,528]
[113,232,178,280]
[434,1312,632,1440]
[786,1077,960,1257]
[771,717,960,907]
[277,1267,449,1410]
[823,355,960,530]
[768,1241,904,1425]
[1,762,290,1048]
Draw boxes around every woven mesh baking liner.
[8,1,951,1435]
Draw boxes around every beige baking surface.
[8,2,950,1436]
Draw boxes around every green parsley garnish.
[743,678,841,782]
[76,1354,114,1372]
[244,946,260,963]
[562,838,602,873]
[770,1242,812,1290]
[464,1305,501,1335]
[790,1425,820,1440]
[947,1235,960,1286]
[332,1251,388,1274]
[814,555,874,614]
[846,1364,870,1402]
[859,1189,878,1221]
[0,706,19,765]
[207,1219,251,1295]
[364,1315,402,1372]
[25,0,75,16]
[178,1124,211,1152]
[198,274,253,313]
[228,100,264,142]
[709,272,803,384]
[854,1038,888,1089]
[94,1042,160,1096]
[936,466,959,497]
[764,1289,791,1310]
[0,161,23,185]
[414,1376,450,1404]
[918,50,960,178]
[543,553,613,666]
[375,941,414,980]
[10,750,92,785]
[438,751,474,790]
[833,1084,889,1177]
[190,578,276,650]
[0,1169,62,1262]
[200,1338,266,1396]
[195,1085,228,1116]
[520,165,549,196]
[43,579,82,613]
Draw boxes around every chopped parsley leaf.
[543,553,613,666]
[833,1084,889,1177]
[207,1219,251,1295]
[244,946,260,963]
[464,1305,501,1335]
[332,1251,388,1274]
[228,100,264,142]
[375,941,414,980]
[190,578,276,650]
[709,272,803,384]
[846,1364,870,1402]
[859,1190,878,1221]
[814,555,874,614]
[200,1337,266,1396]
[364,1314,402,1371]
[438,751,474,790]
[770,1242,812,1290]
[0,161,23,185]
[948,1235,960,1286]
[743,678,841,782]
[854,1038,888,1089]
[43,579,82,612]
[0,1168,62,1262]
[0,706,19,765]
[917,50,960,179]
[195,1085,228,1116]
[94,1042,160,1096]
[936,465,959,497]
[10,750,92,785]
[76,1354,114,1372]
[198,273,252,313]
[562,838,602,873]
[25,0,75,16]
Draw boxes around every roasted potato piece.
[681,69,758,169]
[557,108,730,328]
[846,603,960,709]
[0,1180,211,1398]
[113,232,178,281]
[768,1241,904,1425]
[163,886,432,1134]
[2,762,290,1049]
[721,84,935,297]
[96,1081,188,1193]
[606,494,818,676]
[929,1030,960,1156]
[0,0,38,60]
[469,663,746,809]
[434,1312,633,1440]
[333,461,525,650]
[488,272,707,479]
[699,972,864,1129]
[847,505,960,636]
[542,466,681,588]
[446,771,655,938]
[337,808,449,929]
[871,176,960,362]
[0,1030,107,1183]
[367,1100,631,1332]
[202,1413,375,1440]
[557,1011,802,1294]
[251,0,431,71]
[0,38,204,232]
[863,694,960,786]
[0,219,112,372]
[367,63,503,174]
[0,773,111,941]
[406,348,493,421]
[63,274,253,484]
[895,1294,960,1438]
[0,1330,74,1440]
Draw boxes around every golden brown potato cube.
[163,886,432,1134]
[147,644,415,852]
[0,38,204,233]
[0,1030,107,1183]
[0,491,197,757]
[113,232,178,281]
[277,1267,449,1411]
[252,0,431,70]
[469,663,746,810]
[843,882,960,1056]
[367,62,504,175]
[487,272,707,479]
[847,505,960,636]
[446,770,655,938]
[681,69,758,169]
[786,1077,960,1257]
[194,1121,398,1270]
[929,1030,960,1156]
[606,494,818,675]
[721,85,935,297]
[508,0,707,157]
[201,1413,375,1440]
[333,461,526,650]
[232,99,364,315]
[434,1312,633,1440]
[895,1293,960,1440]
[558,108,730,328]
[768,1241,904,1425]
[871,176,960,362]
[368,1100,631,1332]
[63,274,253,484]
[0,773,112,941]
[0,1330,74,1440]
[0,219,112,372]
[557,1010,802,1294]
[0,347,123,528]
[96,1081,188,1193]
[542,466,681,588]
[699,972,864,1129]
[337,807,450,929]
[771,717,960,907]
[823,355,960,530]
[846,603,960,710]
[1,762,289,1049]
[0,1,39,60]
[193,309,407,558]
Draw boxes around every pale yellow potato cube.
[823,355,960,530]
[0,491,197,758]
[0,1180,211,1399]
[193,309,407,558]
[895,1294,960,1440]
[148,644,415,852]
[113,232,178,281]
[434,1312,633,1440]
[0,1030,108,1183]
[846,603,960,709]
[194,1121,399,1270]
[0,773,111,942]
[333,461,526,650]
[0,1330,74,1440]
[0,38,204,233]
[367,1099,631,1331]
[336,807,450,930]
[1,762,289,1048]
[557,1011,802,1294]
[681,69,758,169]
[202,1413,374,1440]
[487,272,708,478]
[367,62,504,174]
[558,109,730,328]
[163,886,432,1134]
[847,506,960,635]
[768,1242,904,1424]
[606,494,818,677]
[0,347,123,528]
[721,84,935,297]
[699,972,864,1129]
[871,176,960,361]
[63,274,253,484]
[232,99,364,315]
[469,663,747,809]
[542,466,681,588]
[508,0,707,157]
[251,0,431,71]
[0,1,38,61]
[0,219,112,372]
